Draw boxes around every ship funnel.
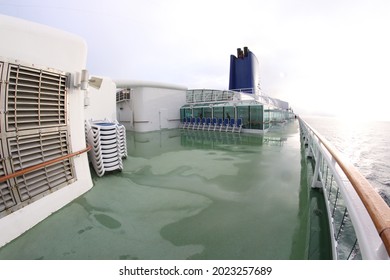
[229,46,260,94]
[237,48,244,59]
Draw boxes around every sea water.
[303,116,390,206]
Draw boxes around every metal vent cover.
[0,61,76,217]
[8,131,74,202]
[116,88,131,103]
[6,64,67,131]
[0,140,16,212]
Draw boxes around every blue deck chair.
[226,118,235,132]
[193,117,201,130]
[188,117,195,129]
[204,118,211,130]
[234,118,243,133]
[210,118,217,131]
[188,117,192,129]
[198,118,206,130]
[220,118,229,132]
[183,117,189,129]
[215,118,222,131]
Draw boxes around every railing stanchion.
[311,149,322,188]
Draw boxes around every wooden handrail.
[0,145,92,183]
[300,117,390,256]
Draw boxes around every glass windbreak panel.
[184,108,192,119]
[264,109,270,122]
[213,106,224,120]
[269,110,275,122]
[193,107,203,119]
[180,108,192,121]
[236,106,249,129]
[224,106,234,120]
[276,111,281,121]
[271,110,282,122]
[250,105,263,130]
[194,90,203,102]
[203,107,212,119]
[203,90,213,102]
[264,109,270,129]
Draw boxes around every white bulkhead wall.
[84,77,117,122]
[0,15,89,155]
[115,80,187,132]
[0,15,93,247]
[133,87,186,132]
[0,15,87,72]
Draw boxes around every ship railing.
[299,117,390,260]
[186,89,236,103]
[229,88,255,94]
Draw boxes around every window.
[236,106,249,128]
[213,106,224,120]
[193,107,203,119]
[224,106,234,120]
[250,105,263,130]
[203,107,212,119]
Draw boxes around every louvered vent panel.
[15,162,73,201]
[8,131,74,201]
[6,64,67,131]
[0,140,16,212]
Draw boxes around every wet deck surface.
[0,120,323,260]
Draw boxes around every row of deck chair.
[181,117,242,133]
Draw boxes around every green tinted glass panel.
[193,108,203,119]
[203,107,212,119]
[250,105,263,130]
[237,106,249,129]
[213,107,223,120]
[184,109,192,118]
[180,108,192,120]
[224,106,234,120]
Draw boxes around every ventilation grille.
[0,61,76,217]
[116,88,131,103]
[8,131,74,201]
[0,140,16,212]
[6,64,67,131]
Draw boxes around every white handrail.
[299,117,390,259]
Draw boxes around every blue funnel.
[228,47,260,94]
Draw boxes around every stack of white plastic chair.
[86,119,125,177]
[115,121,127,159]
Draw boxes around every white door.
[159,108,168,130]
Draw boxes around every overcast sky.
[1,0,390,120]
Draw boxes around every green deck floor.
[0,120,331,259]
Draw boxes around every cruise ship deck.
[0,120,331,260]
